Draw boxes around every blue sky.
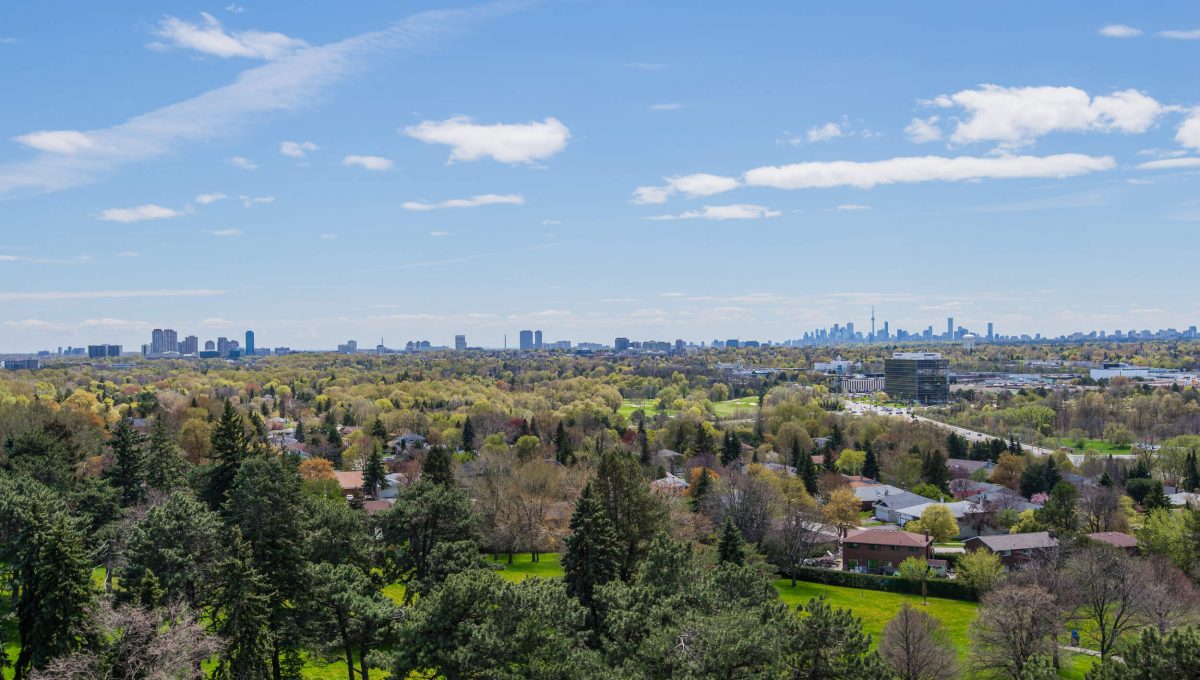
[1,1,1199,352]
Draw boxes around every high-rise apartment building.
[217,337,230,357]
[87,344,122,358]
[614,337,630,352]
[245,330,255,357]
[986,322,994,341]
[150,329,178,355]
[946,318,954,339]
[884,352,949,404]
[181,335,199,355]
[534,330,543,349]
[455,335,467,351]
[519,330,534,351]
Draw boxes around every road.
[841,400,1056,457]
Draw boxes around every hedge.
[780,566,978,602]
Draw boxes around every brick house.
[1087,531,1139,555]
[841,528,933,574]
[964,531,1058,570]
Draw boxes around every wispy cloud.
[1099,24,1142,38]
[402,193,524,211]
[280,140,317,157]
[1159,28,1200,40]
[1136,157,1200,171]
[0,4,514,198]
[0,289,228,303]
[195,192,228,204]
[650,103,683,111]
[226,156,258,170]
[648,204,780,221]
[805,121,846,142]
[429,231,453,237]
[342,154,394,171]
[99,204,185,223]
[152,12,308,60]
[239,195,275,207]
[403,116,570,164]
[834,204,872,211]
[319,233,337,240]
[632,173,741,204]
[204,228,243,237]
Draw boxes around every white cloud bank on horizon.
[403,116,570,164]
[402,193,524,211]
[0,4,516,198]
[634,153,1115,202]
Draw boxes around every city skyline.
[1,2,1199,352]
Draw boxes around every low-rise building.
[1087,532,1138,554]
[841,528,933,573]
[964,532,1058,570]
[873,491,937,523]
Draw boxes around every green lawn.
[488,552,563,581]
[712,397,760,418]
[1055,437,1132,454]
[618,398,671,417]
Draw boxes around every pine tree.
[693,425,715,456]
[554,421,572,465]
[294,418,306,444]
[105,417,147,507]
[691,468,712,510]
[637,419,651,467]
[562,484,621,622]
[830,423,846,450]
[145,416,188,491]
[862,440,880,481]
[717,516,745,565]
[1185,450,1200,492]
[721,431,741,466]
[921,449,949,492]
[211,529,273,680]
[1042,456,1061,493]
[202,400,248,510]
[823,446,837,473]
[801,448,819,494]
[1098,471,1114,488]
[422,446,455,487]
[371,417,388,442]
[363,439,389,499]
[461,417,476,453]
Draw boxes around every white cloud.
[195,192,228,204]
[279,140,317,157]
[99,204,184,223]
[0,289,227,302]
[342,154,394,171]
[204,228,243,236]
[239,195,275,207]
[319,233,337,239]
[0,38,20,45]
[429,231,452,237]
[403,116,570,164]
[153,12,308,60]
[648,204,781,221]
[930,85,1168,147]
[904,116,943,143]
[650,103,683,111]
[0,6,514,198]
[1159,28,1200,40]
[402,194,524,211]
[12,130,98,155]
[1135,157,1200,170]
[1099,24,1142,38]
[1178,109,1200,149]
[227,156,258,170]
[834,204,872,211]
[806,121,846,142]
[631,173,741,204]
[743,153,1115,190]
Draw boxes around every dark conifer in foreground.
[562,484,621,620]
[718,516,745,565]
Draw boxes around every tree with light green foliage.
[957,548,1004,594]
[906,504,959,543]
[836,449,866,476]
[898,556,933,603]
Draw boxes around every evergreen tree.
[1098,471,1114,488]
[554,422,572,465]
[202,400,248,510]
[1186,450,1200,492]
[379,480,478,603]
[692,425,715,456]
[691,468,712,510]
[562,484,621,622]
[789,596,889,679]
[921,449,949,492]
[294,418,306,444]
[371,417,388,442]
[823,446,837,473]
[145,416,188,491]
[721,430,741,466]
[421,446,455,487]
[1142,480,1171,511]
[717,516,745,565]
[862,441,880,481]
[363,439,389,499]
[461,417,476,453]
[801,448,819,494]
[593,449,668,580]
[830,423,846,450]
[211,529,273,680]
[529,417,541,440]
[121,490,224,609]
[1041,456,1061,493]
[105,417,147,507]
[753,392,766,443]
[637,418,651,467]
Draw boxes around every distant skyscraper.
[519,330,534,351]
[455,334,467,351]
[946,317,954,339]
[534,330,543,349]
[614,337,630,352]
[150,329,178,355]
[245,330,255,357]
[217,337,230,357]
[986,322,994,341]
[870,306,875,342]
[204,339,215,351]
[182,335,199,355]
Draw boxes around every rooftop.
[967,532,1058,552]
[844,527,932,548]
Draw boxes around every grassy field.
[1055,437,1132,454]
[618,398,671,417]
[712,396,760,418]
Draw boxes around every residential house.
[841,528,933,573]
[650,472,689,495]
[1087,532,1139,554]
[964,532,1058,570]
[894,501,992,539]
[948,458,995,478]
[852,484,906,511]
[334,470,364,497]
[873,491,937,523]
[387,433,427,455]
